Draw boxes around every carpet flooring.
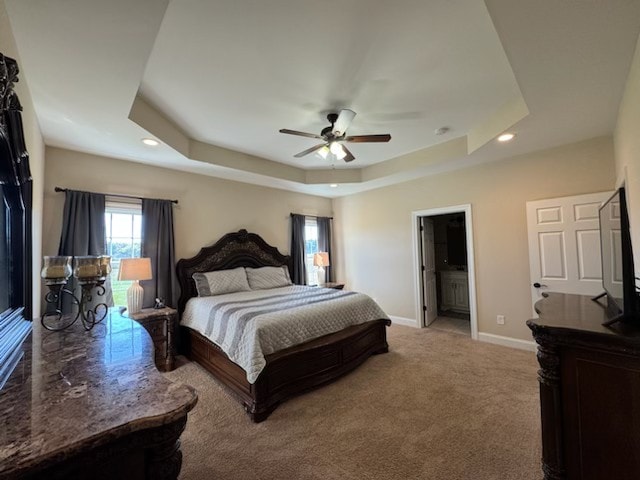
[165,325,541,480]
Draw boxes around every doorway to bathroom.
[412,204,478,339]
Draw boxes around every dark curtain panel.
[57,190,107,312]
[58,191,105,256]
[290,214,306,285]
[317,216,334,282]
[141,199,177,309]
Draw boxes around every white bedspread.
[181,285,389,383]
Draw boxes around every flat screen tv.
[595,187,639,326]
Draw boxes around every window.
[304,217,319,285]
[105,200,142,306]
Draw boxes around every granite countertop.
[0,309,197,477]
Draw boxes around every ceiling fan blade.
[294,143,326,158]
[342,145,356,163]
[280,129,324,140]
[343,134,391,143]
[332,109,356,136]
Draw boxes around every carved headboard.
[176,229,292,314]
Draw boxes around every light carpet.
[165,324,541,480]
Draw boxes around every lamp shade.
[313,252,330,268]
[118,257,153,281]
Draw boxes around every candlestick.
[41,255,110,331]
[41,256,72,283]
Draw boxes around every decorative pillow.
[245,266,292,290]
[192,267,251,296]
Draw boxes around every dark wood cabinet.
[130,307,177,372]
[527,293,640,480]
[320,282,345,290]
[0,54,33,322]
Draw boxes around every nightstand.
[321,282,345,290]
[129,307,177,372]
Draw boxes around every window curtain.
[57,190,110,312]
[141,199,177,309]
[317,216,334,282]
[290,213,306,285]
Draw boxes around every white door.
[526,191,612,313]
[420,217,437,326]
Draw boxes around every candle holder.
[41,255,111,331]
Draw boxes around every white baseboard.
[478,332,537,352]
[387,317,537,351]
[388,315,420,328]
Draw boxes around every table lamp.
[313,252,330,286]
[118,257,152,314]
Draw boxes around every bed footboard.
[185,318,391,422]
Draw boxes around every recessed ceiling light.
[330,184,338,188]
[142,138,160,146]
[497,133,516,142]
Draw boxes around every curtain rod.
[54,187,178,205]
[290,213,333,220]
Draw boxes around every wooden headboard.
[176,229,292,314]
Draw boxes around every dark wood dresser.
[527,293,640,480]
[0,309,197,479]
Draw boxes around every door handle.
[533,282,548,289]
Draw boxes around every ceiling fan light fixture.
[317,146,330,159]
[280,109,390,163]
[327,141,347,160]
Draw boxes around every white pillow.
[245,266,292,290]
[192,267,251,296]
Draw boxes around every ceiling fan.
[279,109,391,163]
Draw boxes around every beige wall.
[615,32,640,268]
[1,0,45,318]
[333,137,615,341]
[42,147,332,268]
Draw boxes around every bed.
[176,229,391,422]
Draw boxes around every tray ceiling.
[5,0,640,197]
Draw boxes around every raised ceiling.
[5,0,640,197]
[140,0,521,169]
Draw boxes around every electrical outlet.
[497,315,505,325]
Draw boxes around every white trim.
[478,332,537,352]
[411,204,479,340]
[388,315,419,328]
